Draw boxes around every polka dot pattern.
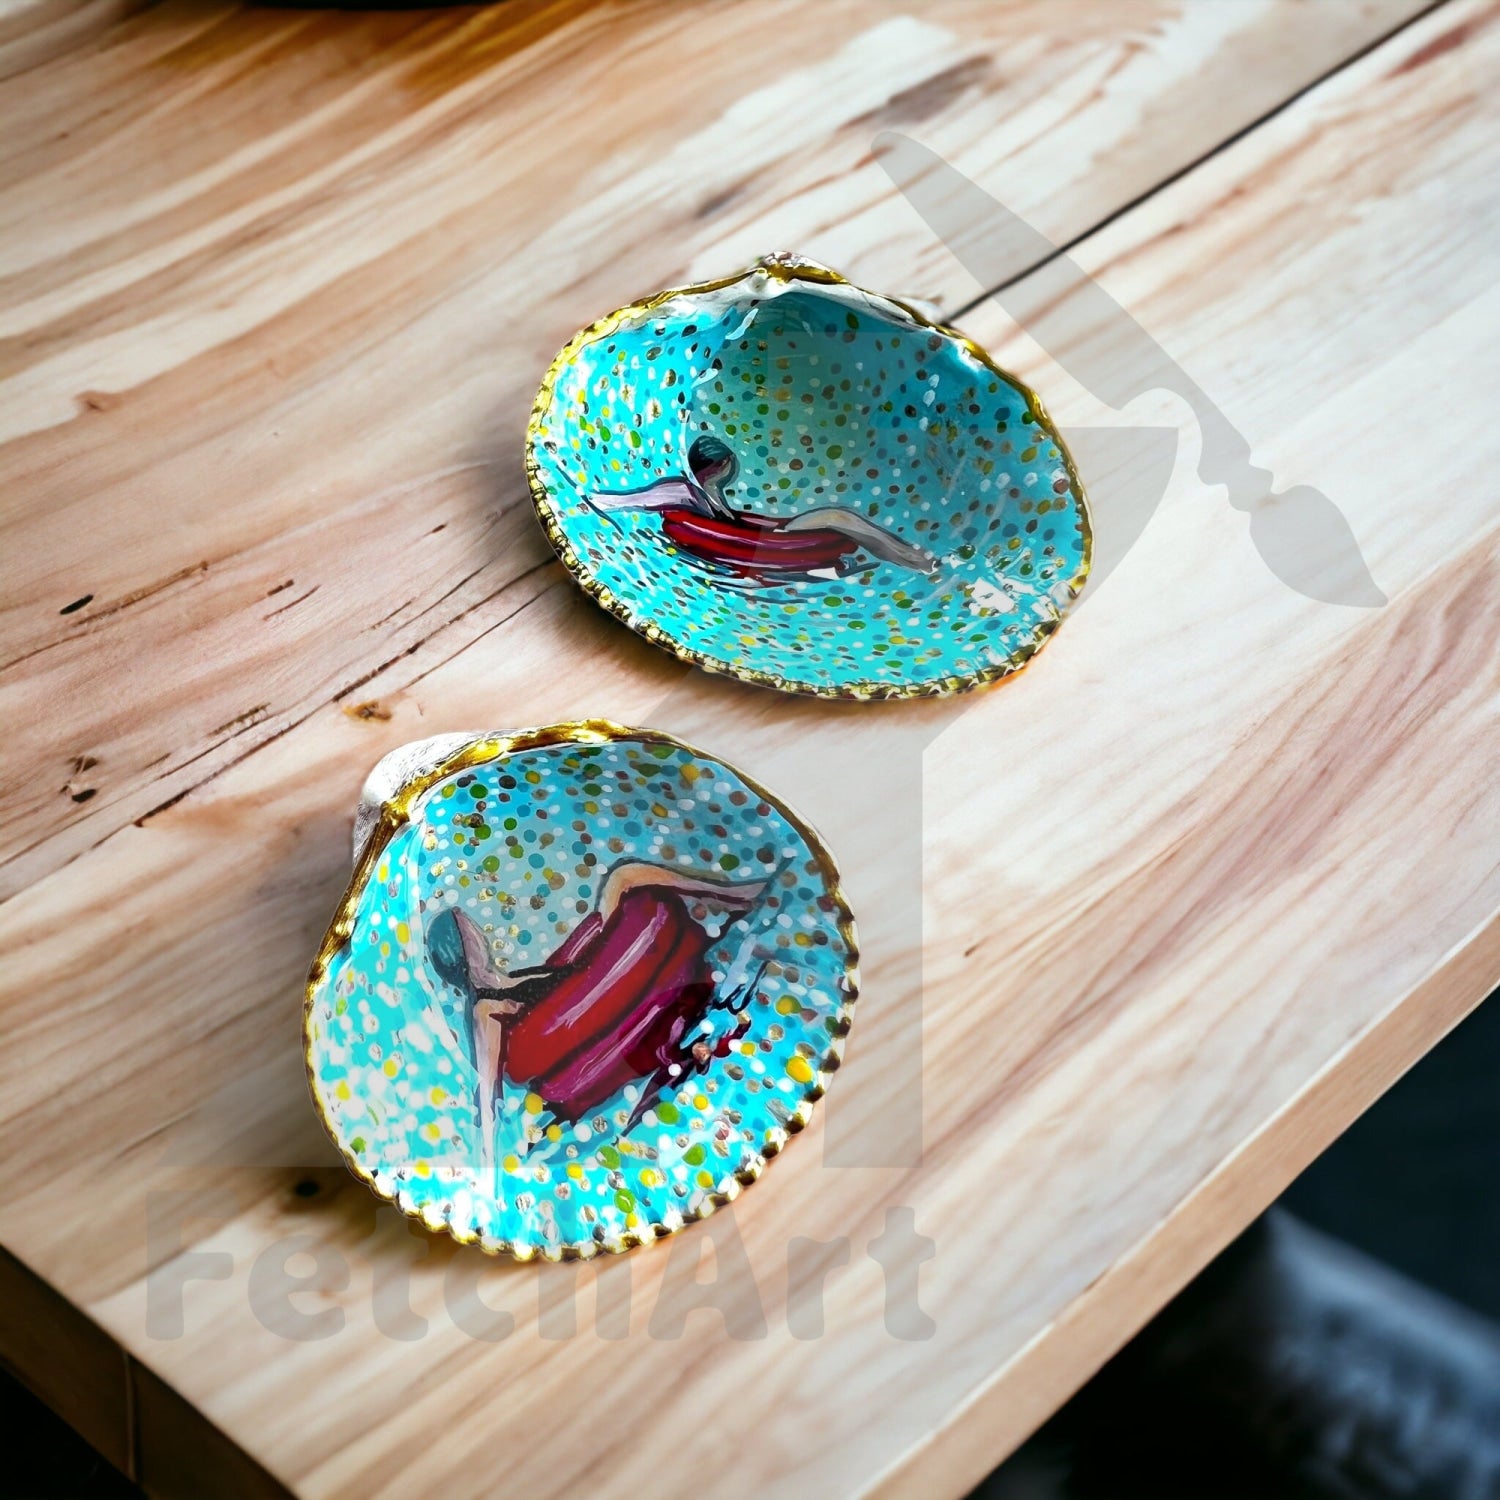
[305,725,857,1259]
[527,259,1091,698]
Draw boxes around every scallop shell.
[305,722,858,1259]
[527,255,1091,699]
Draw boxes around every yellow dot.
[567,1163,584,1181]
[524,1091,545,1116]
[693,1093,709,1111]
[696,1170,714,1189]
[421,1122,440,1142]
[775,996,799,1016]
[739,1041,757,1056]
[413,1160,431,1178]
[383,1058,400,1078]
[503,1153,521,1173]
[639,1168,662,1189]
[429,1087,447,1106]
[785,1055,814,1085]
[395,921,410,945]
[546,1124,562,1142]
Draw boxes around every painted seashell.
[305,722,858,1260]
[527,254,1091,699]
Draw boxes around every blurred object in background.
[1281,992,1500,1324]
[978,990,1500,1500]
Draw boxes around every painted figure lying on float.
[430,859,769,1156]
[589,435,938,583]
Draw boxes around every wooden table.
[2,1,1496,1495]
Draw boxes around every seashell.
[527,254,1090,699]
[305,721,858,1259]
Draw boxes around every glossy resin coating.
[527,256,1091,698]
[305,723,857,1259]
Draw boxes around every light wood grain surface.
[2,1,1496,1497]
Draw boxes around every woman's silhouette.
[590,435,937,583]
[429,860,768,1161]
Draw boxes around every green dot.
[598,1144,621,1169]
[684,1144,705,1166]
[656,1101,680,1124]
[614,1190,635,1213]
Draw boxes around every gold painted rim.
[525,254,1093,701]
[304,719,861,1262]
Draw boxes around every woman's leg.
[595,859,768,924]
[783,506,937,573]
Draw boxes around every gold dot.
[785,1055,814,1085]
